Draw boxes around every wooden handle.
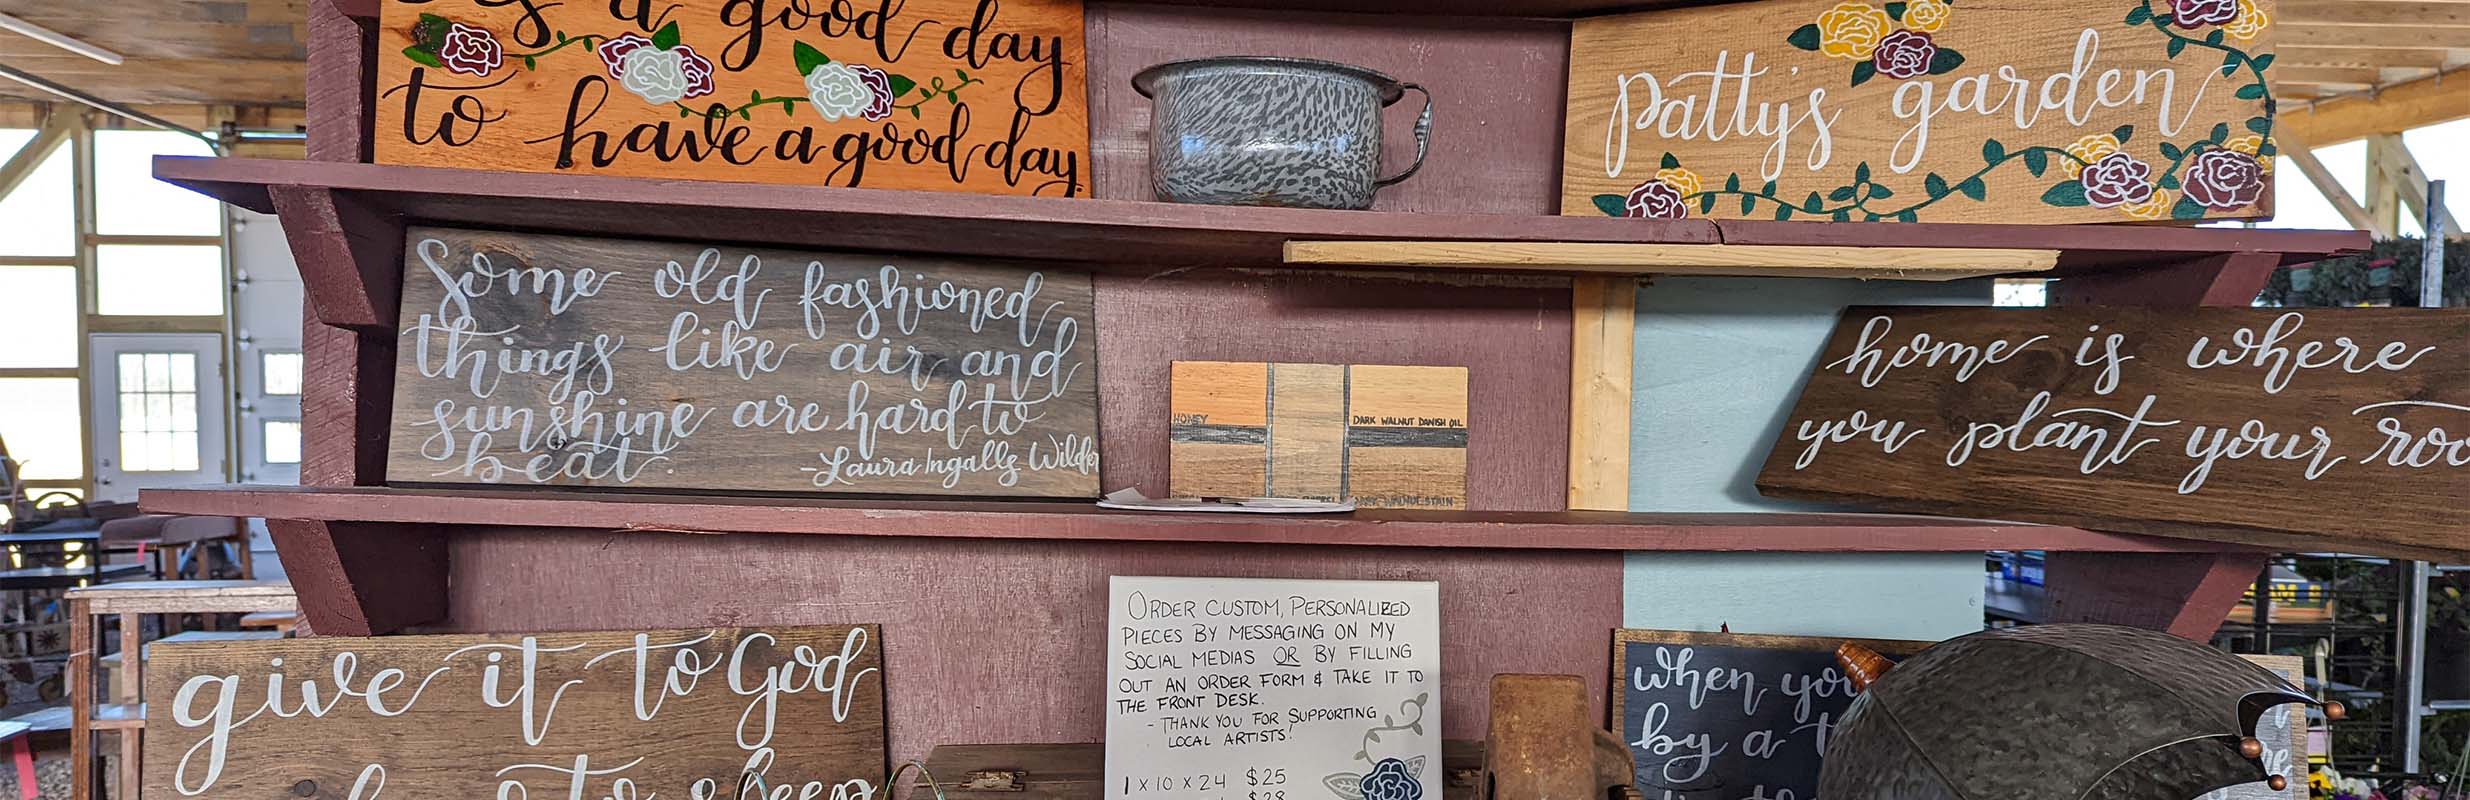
[1837,642,1893,692]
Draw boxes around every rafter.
[2281,24,2470,47]
[0,111,71,199]
[2282,1,2470,26]
[2280,71,2470,145]
[2280,133,2378,232]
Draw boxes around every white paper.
[1106,576,1441,800]
[1098,488,1357,514]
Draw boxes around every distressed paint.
[1623,277,1992,641]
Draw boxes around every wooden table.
[67,581,296,800]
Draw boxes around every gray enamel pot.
[1133,57,1432,210]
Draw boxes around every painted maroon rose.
[848,63,895,121]
[1871,29,1937,79]
[438,22,503,77]
[1624,180,1689,219]
[674,44,717,99]
[595,33,654,79]
[2184,148,2265,209]
[2169,0,2240,28]
[2079,151,2155,208]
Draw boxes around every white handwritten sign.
[1106,577,1440,800]
[142,626,887,800]
[1759,306,2470,559]
[386,226,1100,497]
[1611,630,1926,799]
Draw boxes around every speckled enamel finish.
[1135,57,1429,209]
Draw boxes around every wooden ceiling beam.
[2274,65,2387,84]
[2282,1,2470,26]
[2275,46,2457,69]
[2279,71,2470,145]
[2281,24,2470,47]
[0,113,72,199]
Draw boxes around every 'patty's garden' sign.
[1561,0,2276,224]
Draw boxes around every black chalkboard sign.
[1611,629,1928,800]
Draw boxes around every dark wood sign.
[371,0,1090,196]
[1611,629,1926,799]
[1758,306,2470,558]
[387,226,1100,497]
[144,625,887,800]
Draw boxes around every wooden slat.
[139,484,2277,554]
[2275,46,2455,69]
[2281,24,2470,47]
[2273,65,2386,85]
[1287,241,2056,280]
[87,703,140,731]
[2282,1,2470,26]
[1567,277,1634,511]
[64,580,296,615]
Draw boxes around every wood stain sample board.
[388,226,1100,498]
[1563,0,2277,224]
[1170,361,1468,509]
[144,625,888,800]
[1758,306,2470,559]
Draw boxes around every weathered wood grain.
[370,0,1089,195]
[142,625,888,800]
[1565,0,2278,224]
[386,226,1100,497]
[1170,361,1469,509]
[1757,306,2470,559]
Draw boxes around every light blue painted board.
[1622,277,1998,642]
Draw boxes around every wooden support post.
[2282,135,2376,232]
[2368,134,2407,237]
[67,598,91,800]
[1567,277,1635,511]
[270,185,404,332]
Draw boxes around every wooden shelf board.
[140,484,2269,554]
[156,157,2364,277]
[1286,240,2058,280]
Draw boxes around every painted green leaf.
[2221,50,2242,71]
[2246,116,2271,135]
[1956,176,1986,201]
[2204,28,2225,45]
[2160,174,2180,190]
[2125,4,2150,24]
[1854,161,1872,183]
[1829,185,1858,202]
[1698,192,1718,213]
[1660,152,1681,170]
[1742,193,1756,214]
[1851,61,1876,87]
[794,42,829,75]
[2024,149,2050,177]
[1863,212,1881,221]
[2209,122,2230,143]
[1774,204,1794,221]
[1788,24,1823,51]
[403,45,445,68]
[1870,183,1895,199]
[2257,141,2277,157]
[522,55,536,69]
[1983,139,2006,163]
[1761,180,1777,196]
[1928,47,1964,75]
[652,20,681,50]
[2041,181,2090,207]
[890,73,918,97]
[2235,83,2265,100]
[2167,38,2186,58]
[1925,173,1948,196]
[908,105,923,118]
[1831,209,1851,222]
[2171,195,2208,219]
[2159,142,2182,160]
[1591,194,1626,216]
[2254,53,2275,71]
[2112,124,2134,144]
[1803,191,1825,212]
[1724,174,1742,193]
[1885,1,1907,19]
[1897,209,1918,222]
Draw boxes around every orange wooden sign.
[373,0,1090,196]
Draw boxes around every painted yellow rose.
[1817,2,1892,60]
[1655,167,1703,196]
[1904,0,1951,32]
[2225,134,2276,174]
[2224,0,2270,41]
[2063,133,2122,179]
[2120,187,2176,221]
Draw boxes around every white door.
[89,334,228,503]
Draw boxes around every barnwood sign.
[372,0,1089,195]
[1564,0,2276,224]
[1612,629,1927,799]
[1169,361,1469,509]
[1758,307,2470,558]
[388,226,1100,497]
[143,625,887,800]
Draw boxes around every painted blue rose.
[1360,759,1421,800]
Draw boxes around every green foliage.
[2261,237,2470,307]
[794,41,829,75]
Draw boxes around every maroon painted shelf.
[140,484,2266,554]
[156,157,2363,275]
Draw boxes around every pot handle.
[1375,82,1431,188]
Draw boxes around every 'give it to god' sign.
[1563,0,2276,224]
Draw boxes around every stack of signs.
[1563,0,2277,223]
[374,0,1090,195]
[1611,629,1925,799]
[1759,307,2470,559]
[145,626,887,800]
[1169,362,1469,509]
[1106,577,1441,800]
[388,227,1100,497]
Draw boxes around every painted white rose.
[617,46,690,106]
[805,63,874,122]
